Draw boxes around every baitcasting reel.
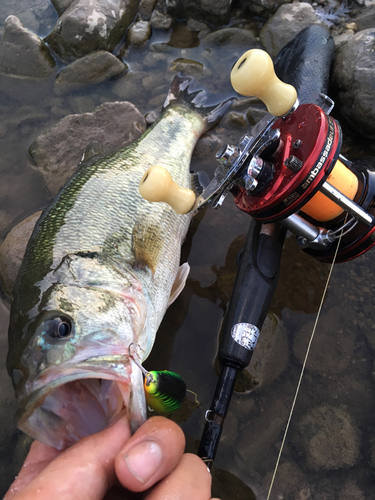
[140,49,375,263]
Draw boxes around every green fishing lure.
[144,370,187,413]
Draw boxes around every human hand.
[5,414,220,500]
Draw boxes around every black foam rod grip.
[218,220,286,370]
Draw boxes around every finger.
[115,416,185,492]
[145,453,212,500]
[7,411,131,500]
[5,441,62,499]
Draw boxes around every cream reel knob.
[230,49,297,117]
[139,166,196,215]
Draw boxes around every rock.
[332,28,375,139]
[139,0,158,19]
[149,9,173,30]
[333,31,354,49]
[338,480,365,500]
[166,0,231,26]
[234,314,289,392]
[263,461,310,499]
[227,112,247,128]
[45,0,139,62]
[211,468,256,500]
[354,6,375,31]
[54,51,127,95]
[126,19,151,46]
[202,27,257,46]
[0,16,55,79]
[169,58,204,77]
[50,0,75,16]
[293,404,361,470]
[29,101,147,196]
[0,212,42,297]
[187,19,208,31]
[260,3,324,58]
[238,0,290,18]
[293,306,356,376]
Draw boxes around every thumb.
[6,412,131,500]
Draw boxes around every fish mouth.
[17,357,146,450]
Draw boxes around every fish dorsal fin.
[168,262,190,307]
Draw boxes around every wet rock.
[50,0,75,16]
[338,480,365,500]
[139,0,158,19]
[203,27,257,46]
[211,468,256,500]
[293,404,361,470]
[0,212,42,297]
[0,16,55,79]
[263,461,311,499]
[150,9,173,30]
[187,19,208,31]
[354,6,375,31]
[234,314,289,392]
[145,110,159,124]
[111,70,148,101]
[126,19,151,46]
[29,101,146,196]
[238,0,289,18]
[333,31,354,49]
[293,306,356,376]
[45,0,139,62]
[166,0,232,26]
[227,112,247,128]
[260,3,324,57]
[332,28,375,139]
[170,58,204,77]
[54,51,127,95]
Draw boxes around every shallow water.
[1,2,375,498]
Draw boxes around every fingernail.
[124,440,163,483]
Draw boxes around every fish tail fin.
[163,74,234,130]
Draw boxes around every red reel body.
[234,104,342,222]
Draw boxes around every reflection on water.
[1,1,375,498]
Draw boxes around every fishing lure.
[144,370,187,413]
[128,344,186,412]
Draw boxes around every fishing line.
[266,221,346,500]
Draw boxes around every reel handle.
[231,49,297,116]
[139,166,196,214]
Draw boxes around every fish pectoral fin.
[168,262,190,307]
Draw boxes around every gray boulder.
[29,101,147,196]
[139,0,158,19]
[54,51,127,95]
[126,19,151,46]
[149,9,173,30]
[165,0,232,27]
[202,27,257,46]
[0,15,55,79]
[45,0,139,62]
[259,3,324,57]
[332,28,375,139]
[50,0,75,16]
[0,211,42,297]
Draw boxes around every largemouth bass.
[7,76,231,450]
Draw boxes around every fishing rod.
[138,24,375,473]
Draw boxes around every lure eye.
[44,317,72,339]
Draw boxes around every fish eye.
[44,316,72,339]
